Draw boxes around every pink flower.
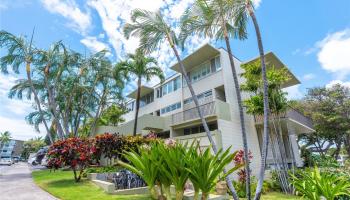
[165,138,176,147]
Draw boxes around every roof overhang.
[170,43,220,73]
[242,52,300,88]
[126,85,153,99]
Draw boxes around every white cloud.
[252,0,262,8]
[316,29,350,80]
[302,73,315,81]
[283,85,303,100]
[80,36,110,54]
[0,73,41,140]
[41,0,91,35]
[0,116,46,141]
[326,80,350,88]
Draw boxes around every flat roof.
[126,85,154,99]
[242,52,300,88]
[170,43,220,73]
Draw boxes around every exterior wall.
[0,140,23,158]
[95,44,310,173]
[218,49,262,176]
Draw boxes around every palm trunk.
[43,67,64,139]
[247,4,270,200]
[90,89,107,137]
[133,77,141,136]
[169,42,240,200]
[223,32,251,199]
[26,62,53,144]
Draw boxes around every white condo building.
[95,44,314,176]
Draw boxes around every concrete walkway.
[0,162,57,200]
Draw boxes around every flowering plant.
[233,149,253,183]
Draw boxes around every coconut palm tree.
[231,1,270,199]
[180,1,252,198]
[115,50,164,136]
[123,9,240,200]
[0,131,11,148]
[0,30,53,144]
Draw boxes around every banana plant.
[186,146,242,200]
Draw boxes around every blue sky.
[0,0,350,140]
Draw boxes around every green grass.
[32,170,151,200]
[32,170,301,200]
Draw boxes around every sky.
[0,0,350,140]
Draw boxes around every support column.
[287,122,303,167]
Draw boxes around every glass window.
[160,102,181,114]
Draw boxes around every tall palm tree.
[232,1,270,199]
[0,30,53,144]
[123,9,240,200]
[0,131,11,148]
[36,41,67,139]
[115,50,164,136]
[180,1,252,198]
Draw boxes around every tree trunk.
[133,77,142,136]
[169,44,240,200]
[345,135,350,157]
[43,67,65,139]
[223,33,251,199]
[90,89,107,137]
[26,62,53,144]
[248,4,270,200]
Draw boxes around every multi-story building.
[95,44,314,176]
[0,139,24,158]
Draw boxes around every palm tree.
[0,30,53,144]
[180,1,252,198]
[0,131,11,148]
[232,1,270,199]
[115,50,164,136]
[36,41,67,139]
[123,9,240,199]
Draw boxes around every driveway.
[0,162,57,200]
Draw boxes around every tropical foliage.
[0,31,125,143]
[47,137,95,182]
[0,131,11,146]
[295,84,350,159]
[21,136,46,159]
[118,140,242,200]
[93,133,125,165]
[291,167,350,200]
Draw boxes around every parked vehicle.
[0,157,12,166]
[13,156,20,163]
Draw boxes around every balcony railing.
[171,101,216,125]
[254,108,313,128]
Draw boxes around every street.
[0,162,57,200]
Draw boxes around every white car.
[0,157,12,166]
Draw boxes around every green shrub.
[82,166,119,177]
[291,167,350,200]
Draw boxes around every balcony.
[172,102,216,125]
[254,107,313,130]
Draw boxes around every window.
[157,76,181,98]
[210,56,221,72]
[140,92,154,108]
[126,101,134,112]
[160,102,181,114]
[183,90,213,105]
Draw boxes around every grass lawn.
[32,170,151,200]
[32,170,301,200]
